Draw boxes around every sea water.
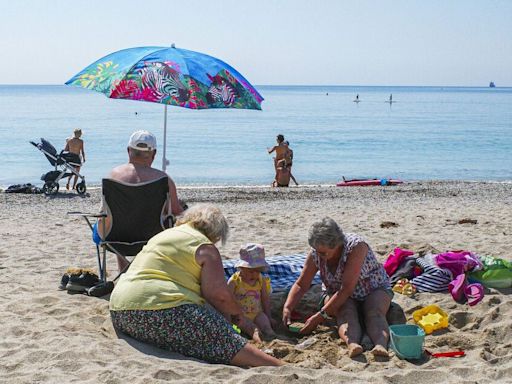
[0,85,511,188]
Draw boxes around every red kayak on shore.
[336,177,403,187]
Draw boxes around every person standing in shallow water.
[271,140,298,187]
[64,128,85,190]
[282,217,392,358]
[281,140,298,186]
[267,134,288,185]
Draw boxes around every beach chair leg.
[94,244,105,283]
[104,244,132,282]
[101,245,107,282]
[79,215,108,282]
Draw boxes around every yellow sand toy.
[412,305,449,334]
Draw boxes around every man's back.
[66,137,83,155]
[109,163,167,184]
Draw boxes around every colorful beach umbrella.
[65,45,263,170]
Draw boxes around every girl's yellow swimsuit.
[228,271,270,321]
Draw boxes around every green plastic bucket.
[389,324,425,360]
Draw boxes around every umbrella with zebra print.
[65,45,263,170]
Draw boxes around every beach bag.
[5,183,42,194]
[468,255,512,288]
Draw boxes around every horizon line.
[0,83,510,88]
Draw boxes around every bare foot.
[371,344,389,358]
[348,343,364,358]
[66,183,70,190]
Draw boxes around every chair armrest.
[67,211,107,218]
[67,211,107,232]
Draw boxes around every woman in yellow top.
[109,204,282,367]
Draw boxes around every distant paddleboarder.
[354,94,360,103]
[388,94,393,103]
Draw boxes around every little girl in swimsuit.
[227,243,276,343]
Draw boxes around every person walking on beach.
[282,217,392,358]
[93,130,184,272]
[64,128,85,190]
[109,204,283,367]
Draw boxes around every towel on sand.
[223,253,322,292]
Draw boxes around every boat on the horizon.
[489,81,496,88]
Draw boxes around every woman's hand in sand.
[282,307,292,327]
[299,312,324,335]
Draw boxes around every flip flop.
[464,283,484,306]
[449,273,467,304]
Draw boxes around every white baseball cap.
[128,130,157,151]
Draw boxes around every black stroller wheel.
[76,182,86,195]
[43,181,59,195]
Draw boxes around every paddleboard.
[336,178,403,187]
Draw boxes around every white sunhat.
[128,130,157,151]
[236,243,270,271]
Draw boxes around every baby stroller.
[30,138,86,195]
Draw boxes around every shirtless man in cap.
[95,130,184,271]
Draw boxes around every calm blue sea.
[0,85,511,188]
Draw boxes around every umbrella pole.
[162,104,168,171]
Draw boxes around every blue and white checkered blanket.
[223,253,322,293]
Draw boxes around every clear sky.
[1,0,511,86]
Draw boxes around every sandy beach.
[1,181,511,383]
